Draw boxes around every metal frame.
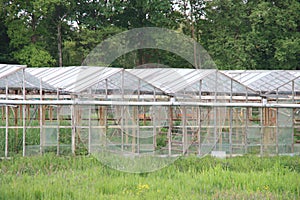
[0,65,299,158]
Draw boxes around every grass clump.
[0,154,300,199]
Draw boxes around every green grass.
[0,154,300,199]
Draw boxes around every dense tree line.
[0,0,299,69]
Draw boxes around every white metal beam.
[0,99,300,108]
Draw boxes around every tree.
[199,0,254,69]
[5,0,56,67]
[4,0,75,67]
[172,0,206,68]
[200,0,300,70]
[63,26,123,66]
[2,0,298,69]
[38,0,74,67]
[0,0,12,63]
[110,0,184,67]
[14,44,55,67]
[247,0,300,69]
[57,0,124,66]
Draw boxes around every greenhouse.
[0,64,299,158]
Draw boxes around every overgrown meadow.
[1,154,300,199]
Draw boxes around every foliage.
[0,154,300,199]
[0,0,299,69]
[0,0,12,63]
[14,44,56,67]
[200,0,300,70]
[156,133,167,150]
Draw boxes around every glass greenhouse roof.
[0,65,54,91]
[1,65,299,97]
[129,68,257,95]
[221,70,300,93]
[128,68,217,95]
[0,64,26,79]
[26,66,123,93]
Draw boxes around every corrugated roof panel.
[27,66,123,92]
[0,64,26,79]
[128,68,216,94]
[248,71,296,92]
[222,70,271,86]
[294,77,300,92]
[68,67,123,92]
[222,70,298,93]
[89,69,165,97]
[267,71,300,94]
[167,69,216,93]
[27,67,81,88]
[0,70,55,90]
[128,68,178,94]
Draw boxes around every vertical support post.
[292,80,295,153]
[56,89,60,155]
[5,77,9,158]
[260,105,263,156]
[198,80,202,156]
[229,79,233,157]
[153,89,157,150]
[104,79,108,149]
[125,106,129,146]
[14,106,18,153]
[104,106,107,149]
[137,79,141,154]
[132,106,136,153]
[39,79,43,155]
[88,104,92,154]
[49,106,53,122]
[213,71,218,150]
[182,106,187,154]
[22,68,26,156]
[71,104,76,155]
[121,69,124,151]
[276,88,279,155]
[88,88,92,154]
[26,105,30,120]
[99,106,104,148]
[245,88,249,154]
[105,79,108,99]
[168,106,173,156]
